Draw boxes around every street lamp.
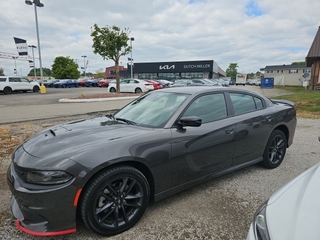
[81,55,87,77]
[130,37,134,79]
[28,45,37,79]
[25,0,44,83]
[12,56,18,75]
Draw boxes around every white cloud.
[0,0,319,76]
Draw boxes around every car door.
[169,92,236,187]
[120,79,130,92]
[9,77,23,91]
[228,92,274,165]
[20,78,32,90]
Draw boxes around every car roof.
[160,86,247,94]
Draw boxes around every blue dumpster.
[260,78,274,89]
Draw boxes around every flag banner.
[13,37,28,56]
[128,57,133,61]
[29,60,34,68]
[0,52,30,60]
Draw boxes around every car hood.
[17,116,149,167]
[266,162,320,240]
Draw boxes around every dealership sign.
[134,60,214,73]
[159,65,175,70]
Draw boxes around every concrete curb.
[58,96,138,103]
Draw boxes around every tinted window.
[230,93,263,115]
[182,93,227,123]
[254,97,263,110]
[9,78,21,82]
[0,78,6,82]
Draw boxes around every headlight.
[26,170,73,185]
[253,201,271,240]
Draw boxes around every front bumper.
[7,163,77,236]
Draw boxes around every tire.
[33,86,40,92]
[261,130,287,169]
[109,87,116,93]
[3,87,12,94]
[80,165,150,236]
[135,88,142,93]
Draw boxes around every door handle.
[265,116,272,122]
[225,129,234,135]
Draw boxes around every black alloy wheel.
[135,88,142,93]
[3,87,12,94]
[262,130,287,169]
[33,86,40,92]
[80,165,150,236]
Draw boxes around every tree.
[28,68,51,77]
[0,67,4,76]
[291,61,305,65]
[91,24,131,93]
[95,68,105,79]
[51,56,80,79]
[226,63,238,79]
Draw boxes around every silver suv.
[0,76,40,94]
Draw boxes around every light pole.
[28,45,37,79]
[25,0,44,83]
[12,56,18,75]
[130,37,134,79]
[81,55,87,77]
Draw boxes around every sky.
[0,0,319,77]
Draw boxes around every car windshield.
[114,91,189,128]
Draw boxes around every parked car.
[7,86,296,237]
[0,76,40,94]
[171,79,208,87]
[145,79,163,90]
[78,79,87,87]
[246,79,257,85]
[255,79,261,86]
[107,78,154,93]
[53,79,79,88]
[247,138,320,240]
[97,79,110,87]
[85,79,99,87]
[155,79,174,88]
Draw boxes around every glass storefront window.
[138,73,158,79]
[158,73,180,80]
[181,72,203,79]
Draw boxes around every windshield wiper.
[115,117,136,125]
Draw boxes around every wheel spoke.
[124,179,136,196]
[125,192,143,200]
[96,202,113,215]
[119,178,129,194]
[98,206,115,223]
[113,206,119,228]
[120,205,129,223]
[106,184,118,196]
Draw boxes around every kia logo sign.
[159,65,175,70]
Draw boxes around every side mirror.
[177,116,202,128]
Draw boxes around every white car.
[247,158,320,240]
[0,76,40,94]
[107,79,154,93]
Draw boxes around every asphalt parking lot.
[1,85,318,240]
[0,85,292,124]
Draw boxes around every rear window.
[230,93,264,115]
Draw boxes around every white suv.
[0,76,40,94]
